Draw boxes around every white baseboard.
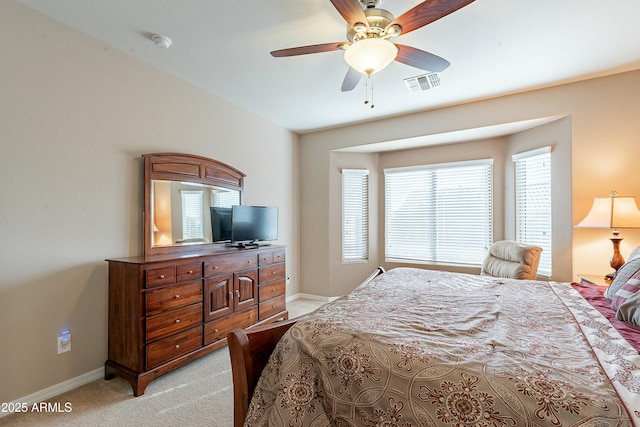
[287,293,340,303]
[3,295,338,419]
[1,368,104,418]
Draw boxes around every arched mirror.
[143,153,244,256]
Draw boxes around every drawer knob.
[159,274,165,279]
[174,294,180,299]
[175,345,180,349]
[188,270,193,274]
[175,319,180,323]
[249,314,253,318]
[272,305,276,308]
[214,329,219,333]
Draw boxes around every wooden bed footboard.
[228,319,298,427]
[227,267,385,427]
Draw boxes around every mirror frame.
[143,153,245,256]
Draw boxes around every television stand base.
[227,242,272,249]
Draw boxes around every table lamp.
[576,191,640,273]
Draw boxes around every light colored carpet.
[0,347,233,427]
[0,298,325,427]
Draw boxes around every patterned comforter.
[246,268,640,426]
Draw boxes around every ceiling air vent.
[404,73,441,93]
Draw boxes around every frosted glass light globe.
[344,38,398,76]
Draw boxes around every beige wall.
[326,117,572,289]
[0,1,298,403]
[504,117,573,278]
[329,152,380,296]
[300,71,640,297]
[4,0,640,405]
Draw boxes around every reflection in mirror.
[151,180,240,248]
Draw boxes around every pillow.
[615,283,640,327]
[629,245,640,261]
[611,269,640,312]
[603,257,640,300]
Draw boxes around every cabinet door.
[204,274,233,321]
[235,270,258,312]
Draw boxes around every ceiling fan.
[271,0,475,92]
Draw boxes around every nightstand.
[577,273,611,287]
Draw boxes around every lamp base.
[610,236,625,271]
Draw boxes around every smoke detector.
[152,34,172,49]
[404,73,441,93]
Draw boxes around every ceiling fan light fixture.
[344,38,398,76]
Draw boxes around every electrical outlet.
[57,332,71,354]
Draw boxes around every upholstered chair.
[481,240,542,280]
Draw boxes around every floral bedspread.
[246,268,640,426]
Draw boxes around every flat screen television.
[230,205,278,246]
[210,207,232,242]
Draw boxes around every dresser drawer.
[203,307,258,345]
[145,281,203,316]
[146,303,203,342]
[145,266,176,288]
[177,262,202,282]
[259,294,286,320]
[259,278,285,302]
[259,249,286,266]
[259,263,285,283]
[146,326,202,369]
[203,254,257,277]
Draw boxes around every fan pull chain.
[364,75,375,109]
[364,78,369,105]
[370,79,374,109]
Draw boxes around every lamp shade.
[344,38,398,76]
[576,196,640,229]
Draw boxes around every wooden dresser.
[105,245,287,396]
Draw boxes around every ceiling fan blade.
[271,42,344,57]
[391,0,475,36]
[341,66,362,92]
[329,0,368,28]
[395,44,450,72]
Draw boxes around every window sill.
[385,258,480,275]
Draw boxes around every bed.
[229,266,640,426]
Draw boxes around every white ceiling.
[15,0,640,134]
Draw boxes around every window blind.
[342,169,369,263]
[181,190,204,239]
[513,146,552,276]
[211,188,239,207]
[384,160,493,265]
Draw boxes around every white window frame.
[384,159,493,266]
[342,169,369,263]
[513,146,552,277]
